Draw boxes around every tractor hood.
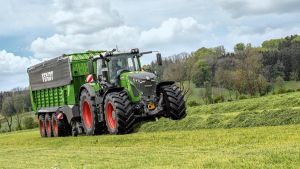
[123,71,157,98]
[127,71,157,82]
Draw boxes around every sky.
[0,0,300,91]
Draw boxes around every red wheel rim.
[83,101,92,129]
[46,118,51,136]
[53,117,58,136]
[39,119,45,136]
[106,102,116,129]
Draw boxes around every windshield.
[108,54,140,83]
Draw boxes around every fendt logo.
[41,71,54,82]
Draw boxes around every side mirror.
[88,59,94,74]
[156,53,162,66]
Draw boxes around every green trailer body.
[28,51,104,112]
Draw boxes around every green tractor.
[28,48,186,137]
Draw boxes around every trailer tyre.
[104,91,135,134]
[80,89,102,135]
[45,113,53,137]
[51,113,67,137]
[161,84,187,120]
[39,114,47,137]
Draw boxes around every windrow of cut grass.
[139,92,300,132]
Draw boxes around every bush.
[277,88,286,94]
[286,89,295,93]
[187,100,200,107]
[239,95,248,100]
[214,95,225,103]
[23,117,36,129]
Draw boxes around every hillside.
[0,92,300,168]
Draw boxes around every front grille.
[133,80,156,97]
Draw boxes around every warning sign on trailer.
[27,56,72,91]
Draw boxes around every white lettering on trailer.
[41,71,54,82]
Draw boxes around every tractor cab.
[90,49,162,86]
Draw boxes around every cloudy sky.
[0,0,300,91]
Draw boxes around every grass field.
[0,125,299,169]
[1,92,300,168]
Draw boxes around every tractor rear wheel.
[51,113,67,137]
[161,84,187,120]
[104,91,135,134]
[80,89,103,135]
[45,113,53,137]
[39,114,47,137]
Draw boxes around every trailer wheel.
[45,113,53,137]
[80,89,102,135]
[51,113,67,137]
[104,91,135,134]
[161,84,187,120]
[39,114,47,137]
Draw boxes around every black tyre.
[45,113,53,137]
[51,113,68,137]
[161,84,187,120]
[80,89,103,135]
[38,114,47,137]
[104,91,135,134]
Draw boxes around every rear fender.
[80,83,98,99]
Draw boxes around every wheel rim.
[39,119,45,136]
[53,117,58,136]
[83,101,92,129]
[106,102,116,129]
[46,118,51,136]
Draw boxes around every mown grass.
[139,92,300,132]
[1,91,300,168]
[0,125,299,169]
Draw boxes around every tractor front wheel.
[104,91,135,134]
[161,84,187,120]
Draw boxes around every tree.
[192,60,212,87]
[289,71,299,81]
[13,95,25,130]
[1,97,16,132]
[204,81,213,104]
[276,76,285,92]
[234,43,245,53]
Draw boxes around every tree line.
[0,88,32,132]
[145,34,300,103]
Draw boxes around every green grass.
[0,125,299,169]
[1,91,300,168]
[140,92,300,132]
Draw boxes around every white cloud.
[51,0,123,34]
[0,0,52,35]
[0,50,39,75]
[220,0,300,18]
[139,17,210,46]
[0,50,40,90]
[30,0,217,59]
[32,17,207,58]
